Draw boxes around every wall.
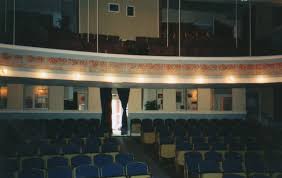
[260,87,274,120]
[163,89,176,112]
[232,88,246,112]
[7,84,23,110]
[198,88,211,112]
[2,86,246,121]
[128,88,246,121]
[88,87,102,112]
[49,86,64,111]
[128,88,142,112]
[255,3,273,40]
[79,0,159,40]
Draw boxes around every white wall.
[7,84,23,110]
[198,88,212,112]
[88,87,102,112]
[49,86,64,111]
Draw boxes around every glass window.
[0,86,8,109]
[212,88,232,111]
[176,89,198,111]
[108,3,120,13]
[24,85,48,109]
[142,89,163,110]
[127,6,135,17]
[64,87,88,111]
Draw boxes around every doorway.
[112,93,122,136]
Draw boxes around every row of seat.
[184,159,282,178]
[3,153,151,178]
[12,161,150,178]
[8,140,120,157]
[4,153,136,170]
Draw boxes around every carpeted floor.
[117,137,184,178]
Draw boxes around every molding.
[1,44,282,84]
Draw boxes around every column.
[49,86,64,111]
[7,84,23,110]
[128,88,142,112]
[88,87,102,112]
[198,88,211,112]
[232,88,246,112]
[163,89,176,112]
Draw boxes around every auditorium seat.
[47,156,69,169]
[115,153,134,166]
[62,144,81,155]
[82,143,100,154]
[101,163,125,178]
[224,152,243,161]
[39,144,61,155]
[74,165,100,178]
[245,160,267,173]
[141,119,155,144]
[194,143,210,151]
[184,152,203,178]
[222,159,244,173]
[130,119,141,135]
[17,143,38,157]
[126,161,150,178]
[2,158,19,173]
[223,174,246,178]
[47,167,72,178]
[158,136,176,159]
[18,168,45,178]
[175,141,193,166]
[205,151,223,162]
[94,154,114,168]
[21,157,45,170]
[210,143,227,151]
[71,155,92,168]
[250,174,271,178]
[101,143,119,155]
[198,159,223,178]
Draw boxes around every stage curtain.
[100,88,112,133]
[117,88,130,135]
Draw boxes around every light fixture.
[226,75,236,83]
[1,68,8,75]
[136,75,145,83]
[256,75,267,83]
[39,71,48,79]
[73,73,81,80]
[166,75,177,84]
[105,74,116,83]
[195,76,205,84]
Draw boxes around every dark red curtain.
[100,88,112,133]
[117,88,130,135]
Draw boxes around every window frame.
[0,85,8,109]
[64,86,88,111]
[142,88,163,111]
[23,85,49,110]
[108,3,120,13]
[126,5,135,17]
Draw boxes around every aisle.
[117,137,177,178]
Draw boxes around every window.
[64,87,88,111]
[176,89,198,111]
[142,89,163,110]
[108,3,120,13]
[127,6,135,17]
[212,89,232,111]
[24,86,48,109]
[0,86,8,109]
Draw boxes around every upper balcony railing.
[0,0,281,57]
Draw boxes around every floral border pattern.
[1,53,282,76]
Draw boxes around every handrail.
[1,43,282,64]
